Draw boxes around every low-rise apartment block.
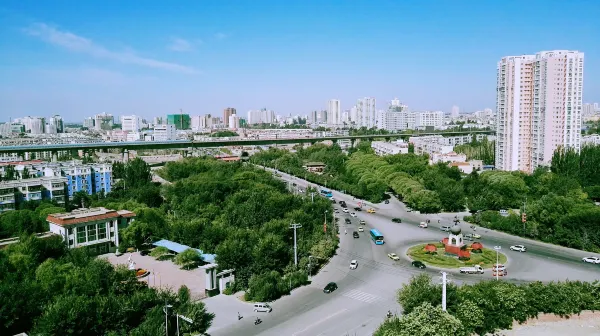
[47,207,136,255]
[371,141,409,156]
[0,176,67,212]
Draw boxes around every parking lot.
[103,251,207,300]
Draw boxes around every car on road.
[406,208,412,212]
[384,199,390,204]
[334,209,339,213]
[350,212,357,217]
[492,264,506,272]
[411,261,426,269]
[464,234,474,241]
[349,260,358,269]
[297,189,304,193]
[582,257,600,264]
[354,207,362,211]
[330,199,337,203]
[253,303,272,313]
[358,226,364,232]
[459,265,484,274]
[388,253,400,261]
[510,245,527,252]
[342,208,349,213]
[419,222,428,228]
[440,225,451,232]
[323,282,338,293]
[292,183,296,187]
[471,233,481,239]
[353,231,359,238]
[367,208,376,213]
[392,218,402,223]
[345,218,351,225]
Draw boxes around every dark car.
[384,200,390,204]
[353,231,359,238]
[331,199,336,203]
[339,200,345,205]
[140,250,150,256]
[345,218,351,224]
[354,207,362,211]
[412,261,426,269]
[292,183,297,186]
[323,282,338,293]
[392,218,402,223]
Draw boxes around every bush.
[150,246,169,258]
[174,248,203,270]
[245,271,285,302]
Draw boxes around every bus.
[369,229,384,245]
[320,189,332,197]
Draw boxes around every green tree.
[174,248,204,269]
[375,302,465,336]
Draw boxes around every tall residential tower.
[327,99,341,126]
[495,50,584,173]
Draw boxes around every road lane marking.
[342,289,382,304]
[291,309,348,336]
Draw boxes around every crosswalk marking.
[341,289,382,304]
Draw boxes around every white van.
[253,303,272,313]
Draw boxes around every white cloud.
[215,32,229,40]
[168,37,193,52]
[24,23,198,74]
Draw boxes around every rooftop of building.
[47,207,135,226]
[0,176,68,186]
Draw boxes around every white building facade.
[121,115,143,132]
[153,124,177,141]
[496,50,584,173]
[327,99,341,126]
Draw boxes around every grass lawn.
[407,243,507,269]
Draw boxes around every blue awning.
[152,239,216,263]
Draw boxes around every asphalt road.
[210,168,600,336]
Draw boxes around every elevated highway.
[0,130,495,154]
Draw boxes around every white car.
[582,257,600,264]
[358,226,364,232]
[388,253,400,261]
[510,245,527,252]
[350,212,357,217]
[349,260,358,269]
[342,208,349,213]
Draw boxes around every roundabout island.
[407,224,507,270]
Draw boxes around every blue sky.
[0,0,599,122]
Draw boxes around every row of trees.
[0,235,214,335]
[251,141,600,251]
[375,274,600,336]
[454,136,495,165]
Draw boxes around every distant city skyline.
[0,1,599,120]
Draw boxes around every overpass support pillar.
[122,149,129,162]
[51,151,58,162]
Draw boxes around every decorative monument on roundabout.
[440,224,481,259]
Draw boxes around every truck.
[459,265,484,274]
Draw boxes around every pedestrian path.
[341,289,383,304]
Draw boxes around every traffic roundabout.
[406,242,507,269]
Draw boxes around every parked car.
[323,282,338,293]
[253,303,272,313]
[349,260,358,270]
[510,245,527,252]
[353,231,359,238]
[388,253,400,261]
[411,261,426,269]
[463,234,474,241]
[354,207,362,211]
[342,208,349,213]
[582,257,600,264]
[392,218,402,223]
[140,250,150,256]
[440,225,451,232]
[350,212,357,217]
[406,208,412,212]
[358,226,364,232]
[419,222,428,228]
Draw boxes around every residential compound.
[47,207,135,254]
[0,176,68,212]
[371,140,409,155]
[0,160,112,212]
[496,50,584,173]
[410,134,493,173]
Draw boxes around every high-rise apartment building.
[496,50,584,173]
[327,99,341,126]
[49,115,64,133]
[451,105,460,118]
[224,108,236,128]
[355,97,376,128]
[94,113,114,131]
[153,124,177,141]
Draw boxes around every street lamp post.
[163,304,173,336]
[494,246,502,280]
[176,314,194,336]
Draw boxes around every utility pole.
[310,192,315,203]
[290,223,302,266]
[440,272,448,311]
